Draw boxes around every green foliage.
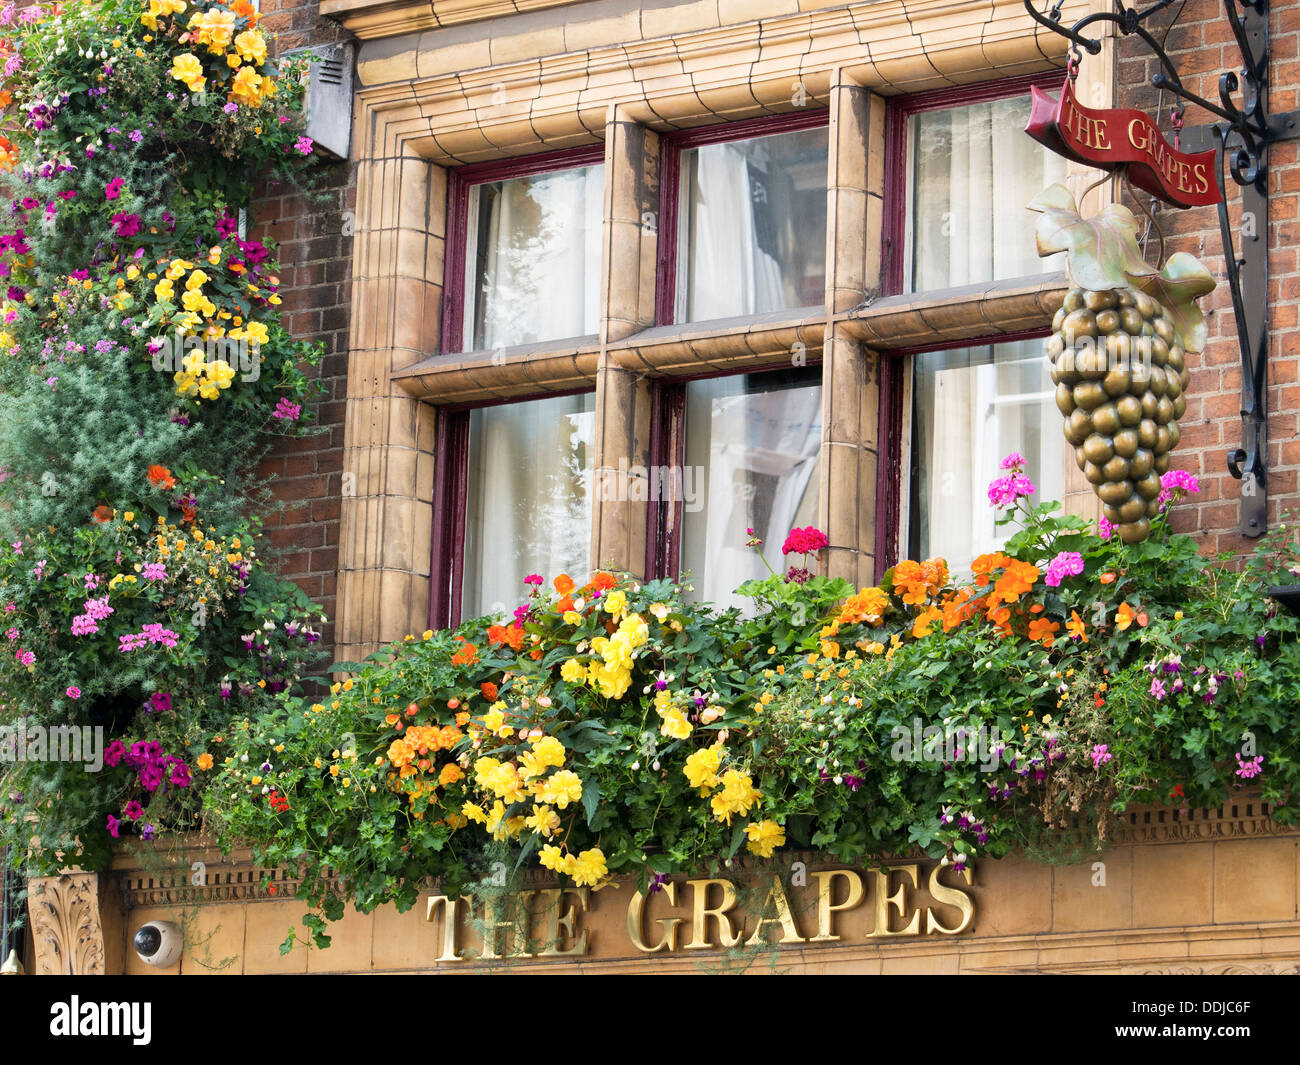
[0,0,327,880]
[206,492,1300,949]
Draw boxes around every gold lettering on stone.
[684,878,743,949]
[627,881,684,953]
[480,891,536,959]
[536,887,591,956]
[809,869,865,942]
[744,875,806,946]
[925,865,975,935]
[424,895,466,963]
[870,864,921,937]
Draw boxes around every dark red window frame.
[881,69,1066,297]
[644,358,825,583]
[441,144,607,356]
[428,386,597,631]
[655,108,831,327]
[874,70,1066,574]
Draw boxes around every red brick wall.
[1114,0,1300,555]
[251,0,357,661]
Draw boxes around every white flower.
[630,762,639,771]
[652,760,660,771]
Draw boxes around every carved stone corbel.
[27,873,107,975]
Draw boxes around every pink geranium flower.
[1044,551,1084,588]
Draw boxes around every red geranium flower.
[781,526,829,556]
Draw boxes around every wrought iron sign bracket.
[1025,0,1300,538]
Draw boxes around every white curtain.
[909,97,1068,291]
[914,340,1061,569]
[462,395,596,619]
[681,373,822,610]
[465,165,603,351]
[676,142,792,323]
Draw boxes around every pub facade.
[10,0,1300,975]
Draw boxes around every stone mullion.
[592,106,659,578]
[337,143,441,663]
[820,72,885,588]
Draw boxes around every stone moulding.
[98,793,1291,911]
[320,0,586,39]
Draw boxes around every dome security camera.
[133,921,183,968]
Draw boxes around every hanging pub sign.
[1025,77,1222,209]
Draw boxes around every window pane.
[463,164,604,351]
[680,367,822,609]
[462,393,596,618]
[910,338,1062,568]
[676,126,828,323]
[906,95,1068,291]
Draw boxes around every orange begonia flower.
[147,464,176,490]
[1115,603,1136,631]
[942,588,979,633]
[480,681,498,701]
[553,573,575,596]
[1027,617,1060,648]
[1100,572,1117,585]
[450,641,479,666]
[837,586,890,626]
[1066,610,1088,642]
[92,505,114,523]
[910,605,943,639]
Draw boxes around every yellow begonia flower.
[570,848,607,887]
[709,769,762,825]
[243,320,269,345]
[174,370,200,398]
[208,360,237,389]
[185,269,209,291]
[181,289,206,313]
[230,66,263,107]
[659,707,692,739]
[525,804,559,837]
[531,769,583,809]
[168,53,205,93]
[235,29,267,65]
[683,744,722,791]
[153,278,174,301]
[199,9,237,52]
[603,590,627,619]
[745,820,786,858]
